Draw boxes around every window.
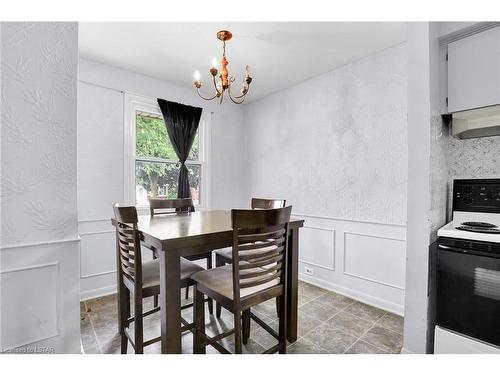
[126,96,208,208]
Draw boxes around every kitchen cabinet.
[448,26,500,113]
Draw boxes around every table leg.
[286,227,299,342]
[160,249,182,353]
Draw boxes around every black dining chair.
[113,204,204,354]
[213,198,286,318]
[192,206,292,354]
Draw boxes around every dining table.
[111,209,304,354]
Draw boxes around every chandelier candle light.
[193,30,252,104]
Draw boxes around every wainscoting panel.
[294,213,407,315]
[299,226,335,271]
[0,263,60,350]
[78,219,154,300]
[80,230,116,279]
[344,232,406,290]
[0,240,80,353]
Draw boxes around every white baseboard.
[299,273,405,316]
[400,347,415,354]
[80,284,116,301]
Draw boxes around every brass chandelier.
[193,30,252,104]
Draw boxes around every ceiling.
[79,22,406,102]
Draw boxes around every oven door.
[437,239,500,347]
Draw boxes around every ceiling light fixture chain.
[193,30,252,104]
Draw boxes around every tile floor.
[80,281,403,354]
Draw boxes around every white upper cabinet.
[448,27,500,113]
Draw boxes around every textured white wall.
[1,22,80,353]
[242,44,409,314]
[243,44,408,224]
[1,24,78,244]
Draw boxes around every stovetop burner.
[456,226,500,234]
[461,221,497,228]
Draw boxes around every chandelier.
[193,30,252,104]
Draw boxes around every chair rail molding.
[0,236,81,251]
[293,211,407,228]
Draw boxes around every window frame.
[124,94,210,213]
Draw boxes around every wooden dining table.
[112,209,304,354]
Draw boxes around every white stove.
[437,211,500,243]
[434,179,500,354]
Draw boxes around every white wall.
[243,44,408,314]
[0,22,80,353]
[402,22,436,355]
[77,58,246,300]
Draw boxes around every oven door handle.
[438,244,500,258]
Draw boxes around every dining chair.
[113,204,204,354]
[148,197,214,314]
[213,198,286,318]
[192,206,292,354]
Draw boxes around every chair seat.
[213,247,232,260]
[142,257,205,289]
[191,265,279,300]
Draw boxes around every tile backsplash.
[448,134,500,216]
[449,135,500,179]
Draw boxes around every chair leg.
[206,255,214,315]
[275,297,280,317]
[185,286,190,300]
[234,309,243,354]
[215,254,225,318]
[193,286,206,354]
[242,309,251,345]
[278,294,287,354]
[118,284,130,354]
[134,292,144,354]
[153,252,159,307]
[121,332,128,354]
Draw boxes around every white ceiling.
[79,22,406,102]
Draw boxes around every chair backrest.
[113,204,142,286]
[231,206,292,303]
[148,197,194,216]
[251,198,286,209]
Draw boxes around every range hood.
[452,105,500,139]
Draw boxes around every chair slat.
[238,228,286,244]
[240,271,282,289]
[238,237,285,251]
[238,263,283,279]
[238,247,284,264]
[120,249,135,260]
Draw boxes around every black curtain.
[157,99,202,199]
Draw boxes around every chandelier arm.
[227,86,246,104]
[230,85,250,99]
[211,75,222,96]
[219,90,224,104]
[196,87,219,101]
